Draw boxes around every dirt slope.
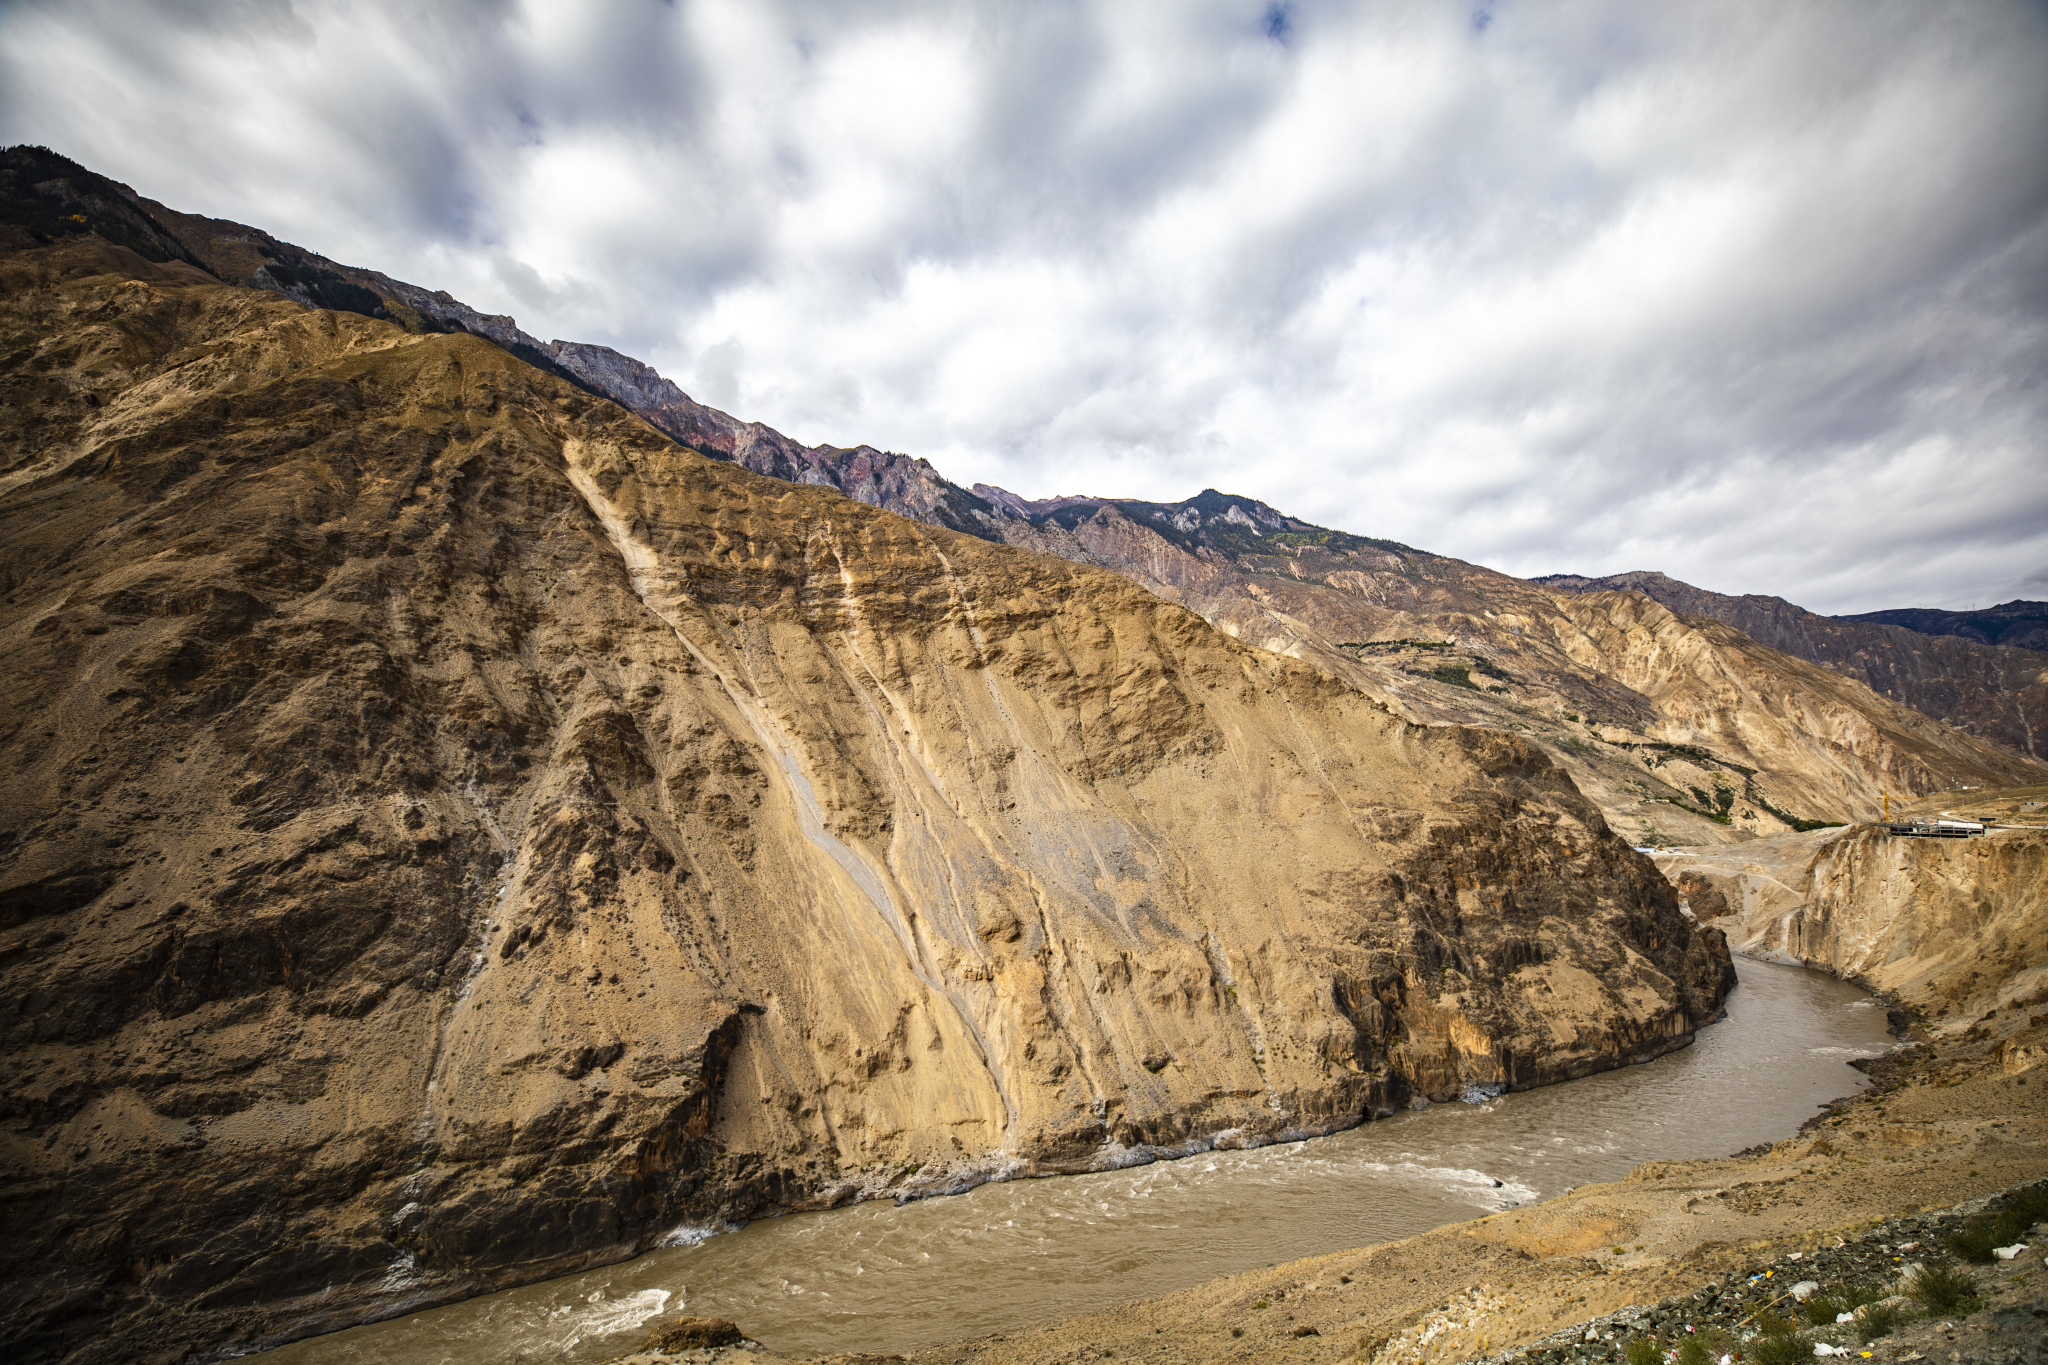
[1657,795,2048,1026]
[0,238,1734,1363]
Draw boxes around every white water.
[261,959,1893,1364]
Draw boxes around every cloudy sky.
[4,0,2045,613]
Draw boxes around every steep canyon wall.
[0,240,1733,1363]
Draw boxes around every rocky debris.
[1466,1192,2048,1365]
[594,1313,767,1360]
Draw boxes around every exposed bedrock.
[1660,822,2048,1023]
[0,239,1730,1363]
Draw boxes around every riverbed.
[262,959,1893,1363]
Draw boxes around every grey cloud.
[2,0,2042,615]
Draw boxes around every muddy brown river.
[261,960,1893,1363]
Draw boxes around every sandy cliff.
[1658,794,2048,1024]
[0,239,1735,1363]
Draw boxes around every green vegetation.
[1749,789,1844,833]
[1905,1262,1977,1314]
[1749,1310,1807,1365]
[1946,1180,2048,1261]
[1654,792,1732,825]
[1341,638,1456,652]
[1430,665,1479,690]
[1675,1337,1712,1365]
[1624,1338,1660,1365]
[1803,1283,1883,1326]
[1619,739,1759,777]
[1856,1300,1910,1344]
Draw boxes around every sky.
[3,0,2045,614]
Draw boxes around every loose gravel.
[1466,1192,2046,1365]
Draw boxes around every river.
[262,958,1893,1363]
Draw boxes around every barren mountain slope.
[1540,570,2048,763]
[0,239,1734,1363]
[8,146,2034,837]
[1659,784,2048,1025]
[952,499,2042,844]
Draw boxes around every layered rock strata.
[0,238,1734,1363]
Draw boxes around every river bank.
[610,992,2046,1365]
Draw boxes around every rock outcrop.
[0,237,1735,1363]
[1649,785,2048,1022]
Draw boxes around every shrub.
[1625,1339,1661,1365]
[1676,1337,1712,1365]
[1857,1301,1908,1344]
[1905,1262,1977,1313]
[2004,1180,2048,1227]
[1945,1222,2001,1263]
[1752,1333,1809,1365]
[1430,665,1478,690]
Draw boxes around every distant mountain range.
[1536,571,2047,764]
[8,142,2040,841]
[1841,599,2047,652]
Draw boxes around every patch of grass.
[1805,1284,1885,1325]
[1954,1180,2048,1258]
[1857,1301,1910,1344]
[1430,665,1479,690]
[1676,1337,1712,1365]
[1905,1262,1978,1314]
[1751,1333,1809,1365]
[1749,1312,1811,1365]
[1625,1338,1661,1365]
[1946,1221,2003,1262]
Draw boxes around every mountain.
[21,142,2041,850]
[1839,599,2048,653]
[1537,571,2048,763]
[0,209,1739,1359]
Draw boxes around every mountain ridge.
[9,142,2035,843]
[1536,570,2047,762]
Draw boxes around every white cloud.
[3,0,2043,613]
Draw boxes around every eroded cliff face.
[1655,793,2048,1022]
[0,240,1734,1362]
